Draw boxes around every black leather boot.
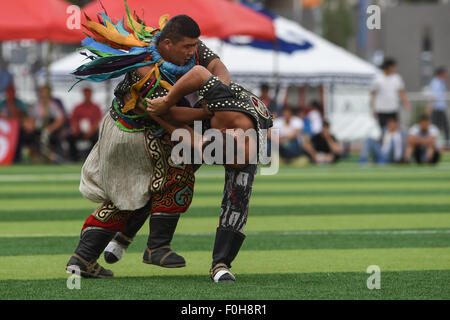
[104,232,134,264]
[142,214,186,268]
[210,227,246,283]
[66,227,115,278]
[104,205,150,264]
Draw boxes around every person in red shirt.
[68,87,103,161]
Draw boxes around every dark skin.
[146,65,257,168]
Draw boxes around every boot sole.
[142,260,186,268]
[66,266,114,279]
[210,278,235,283]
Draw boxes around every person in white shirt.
[370,58,410,130]
[404,114,440,164]
[307,100,323,136]
[271,107,316,162]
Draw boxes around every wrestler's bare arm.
[207,58,231,85]
[148,113,202,158]
[146,66,213,115]
[165,106,212,125]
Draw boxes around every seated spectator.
[270,107,316,163]
[28,85,67,163]
[0,66,13,92]
[0,85,26,119]
[307,100,323,136]
[311,120,341,164]
[359,117,407,164]
[380,117,407,163]
[0,85,28,162]
[404,114,440,164]
[67,87,102,162]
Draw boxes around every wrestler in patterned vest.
[145,65,273,282]
[66,5,229,278]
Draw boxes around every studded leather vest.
[198,76,274,161]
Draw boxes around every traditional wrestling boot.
[66,227,115,278]
[142,213,186,268]
[104,232,133,264]
[104,207,150,264]
[210,227,246,283]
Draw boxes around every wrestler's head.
[157,15,201,66]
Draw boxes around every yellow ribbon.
[122,62,173,114]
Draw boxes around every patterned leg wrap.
[219,164,257,232]
[142,213,186,268]
[209,165,255,282]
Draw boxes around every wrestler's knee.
[191,65,212,82]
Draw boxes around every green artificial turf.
[0,160,449,299]
[1,271,449,300]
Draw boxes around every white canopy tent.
[201,16,378,87]
[199,16,380,141]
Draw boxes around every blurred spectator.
[359,117,407,164]
[271,107,316,163]
[0,85,27,162]
[426,66,449,147]
[28,85,67,163]
[0,66,13,92]
[404,114,440,164]
[260,83,278,116]
[311,120,341,164]
[306,100,323,136]
[0,85,26,119]
[380,117,407,163]
[370,58,410,130]
[67,87,102,162]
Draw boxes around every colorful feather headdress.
[71,0,196,113]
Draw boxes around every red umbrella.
[82,0,275,40]
[0,0,83,43]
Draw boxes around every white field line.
[1,162,449,182]
[1,170,449,182]
[1,229,449,238]
[0,174,81,182]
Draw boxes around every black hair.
[435,66,447,76]
[282,106,294,113]
[309,100,322,110]
[419,114,430,122]
[386,115,398,122]
[260,83,270,91]
[157,15,201,44]
[323,120,330,128]
[381,57,397,70]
